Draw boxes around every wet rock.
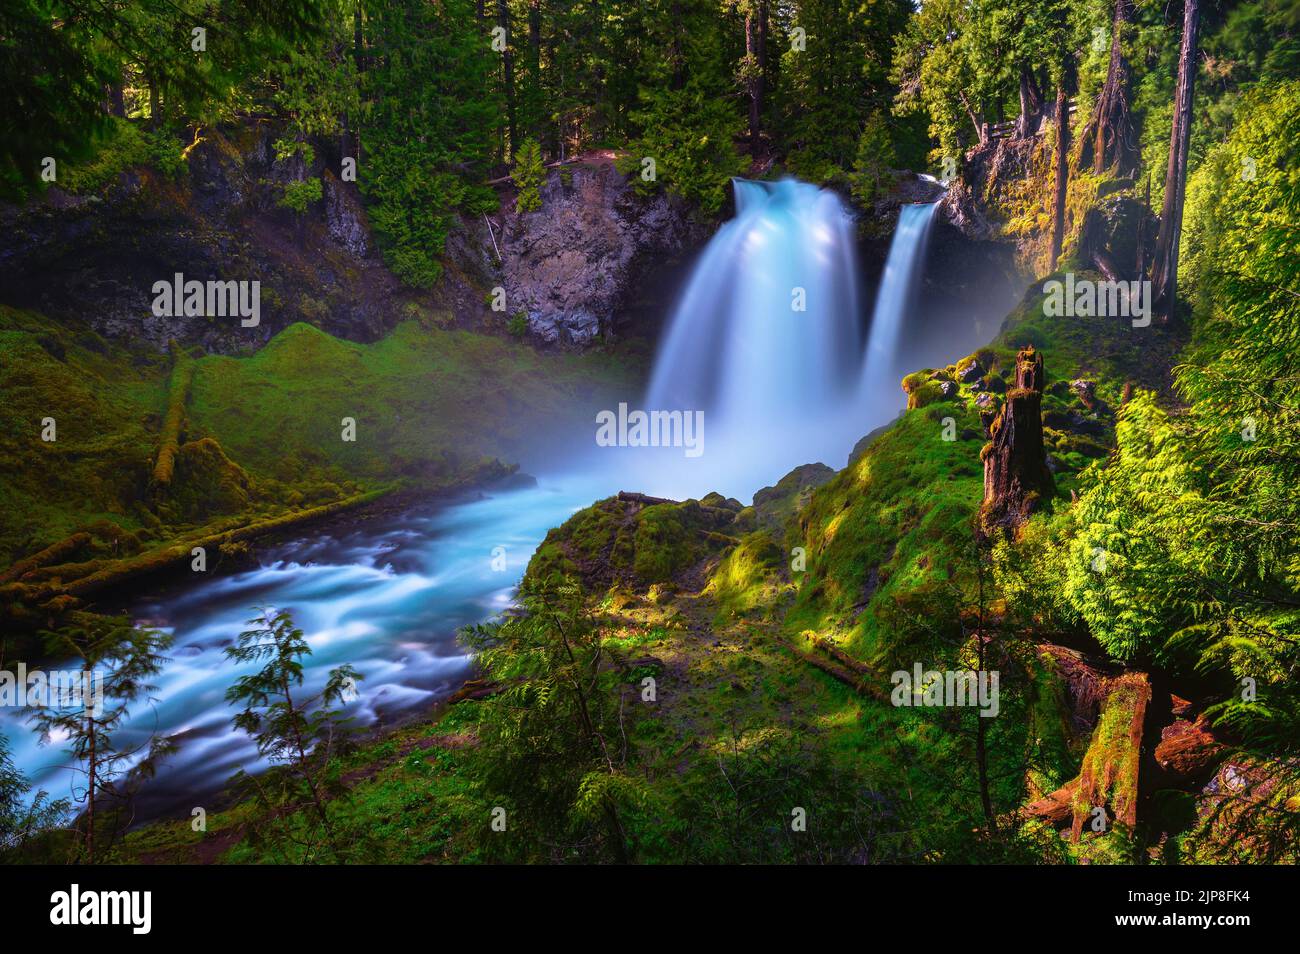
[323,174,368,257]
[497,161,709,349]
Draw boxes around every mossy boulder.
[751,462,836,538]
[526,492,742,590]
[907,378,960,410]
[160,438,252,522]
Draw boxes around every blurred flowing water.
[2,180,949,822]
[859,201,940,409]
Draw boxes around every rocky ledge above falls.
[0,124,413,354]
[495,159,712,348]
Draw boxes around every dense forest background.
[5,0,1293,282]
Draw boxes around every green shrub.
[279,177,323,213]
[511,138,545,213]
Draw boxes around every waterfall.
[638,182,939,498]
[858,201,939,409]
[641,178,866,497]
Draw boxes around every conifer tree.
[225,607,361,863]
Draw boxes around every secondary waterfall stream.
[860,201,940,410]
[3,180,952,821]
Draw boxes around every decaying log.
[1024,669,1151,839]
[813,637,874,678]
[616,491,676,507]
[446,678,502,704]
[791,643,889,702]
[1025,778,1079,826]
[0,533,92,584]
[1155,715,1225,783]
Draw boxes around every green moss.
[785,404,985,662]
[160,438,252,522]
[0,307,639,577]
[57,118,187,195]
[907,379,956,409]
[527,496,740,590]
[150,345,194,491]
[188,320,634,486]
[706,529,787,621]
[0,306,166,565]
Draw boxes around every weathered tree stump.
[978,347,1054,537]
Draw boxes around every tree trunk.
[497,0,517,160]
[86,711,96,864]
[1081,0,1138,175]
[1015,64,1043,138]
[105,82,126,118]
[1049,65,1075,267]
[353,4,364,72]
[148,78,160,129]
[974,556,997,834]
[1152,0,1201,323]
[669,1,686,91]
[745,12,761,149]
[758,0,769,118]
[978,348,1054,539]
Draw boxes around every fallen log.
[446,679,502,704]
[0,533,91,584]
[813,637,875,678]
[792,643,889,702]
[1024,778,1080,827]
[28,488,391,601]
[150,343,195,497]
[616,491,676,507]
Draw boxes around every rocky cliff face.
[0,124,415,354]
[496,160,710,347]
[0,129,703,356]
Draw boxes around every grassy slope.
[189,319,632,483]
[0,305,168,559]
[0,305,637,568]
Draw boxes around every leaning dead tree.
[1152,0,1202,322]
[1079,0,1138,176]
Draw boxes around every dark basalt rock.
[0,124,403,354]
[497,161,710,348]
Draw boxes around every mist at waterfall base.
[2,177,998,823]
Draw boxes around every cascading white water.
[641,179,864,497]
[858,201,940,410]
[2,179,948,821]
[638,181,936,498]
